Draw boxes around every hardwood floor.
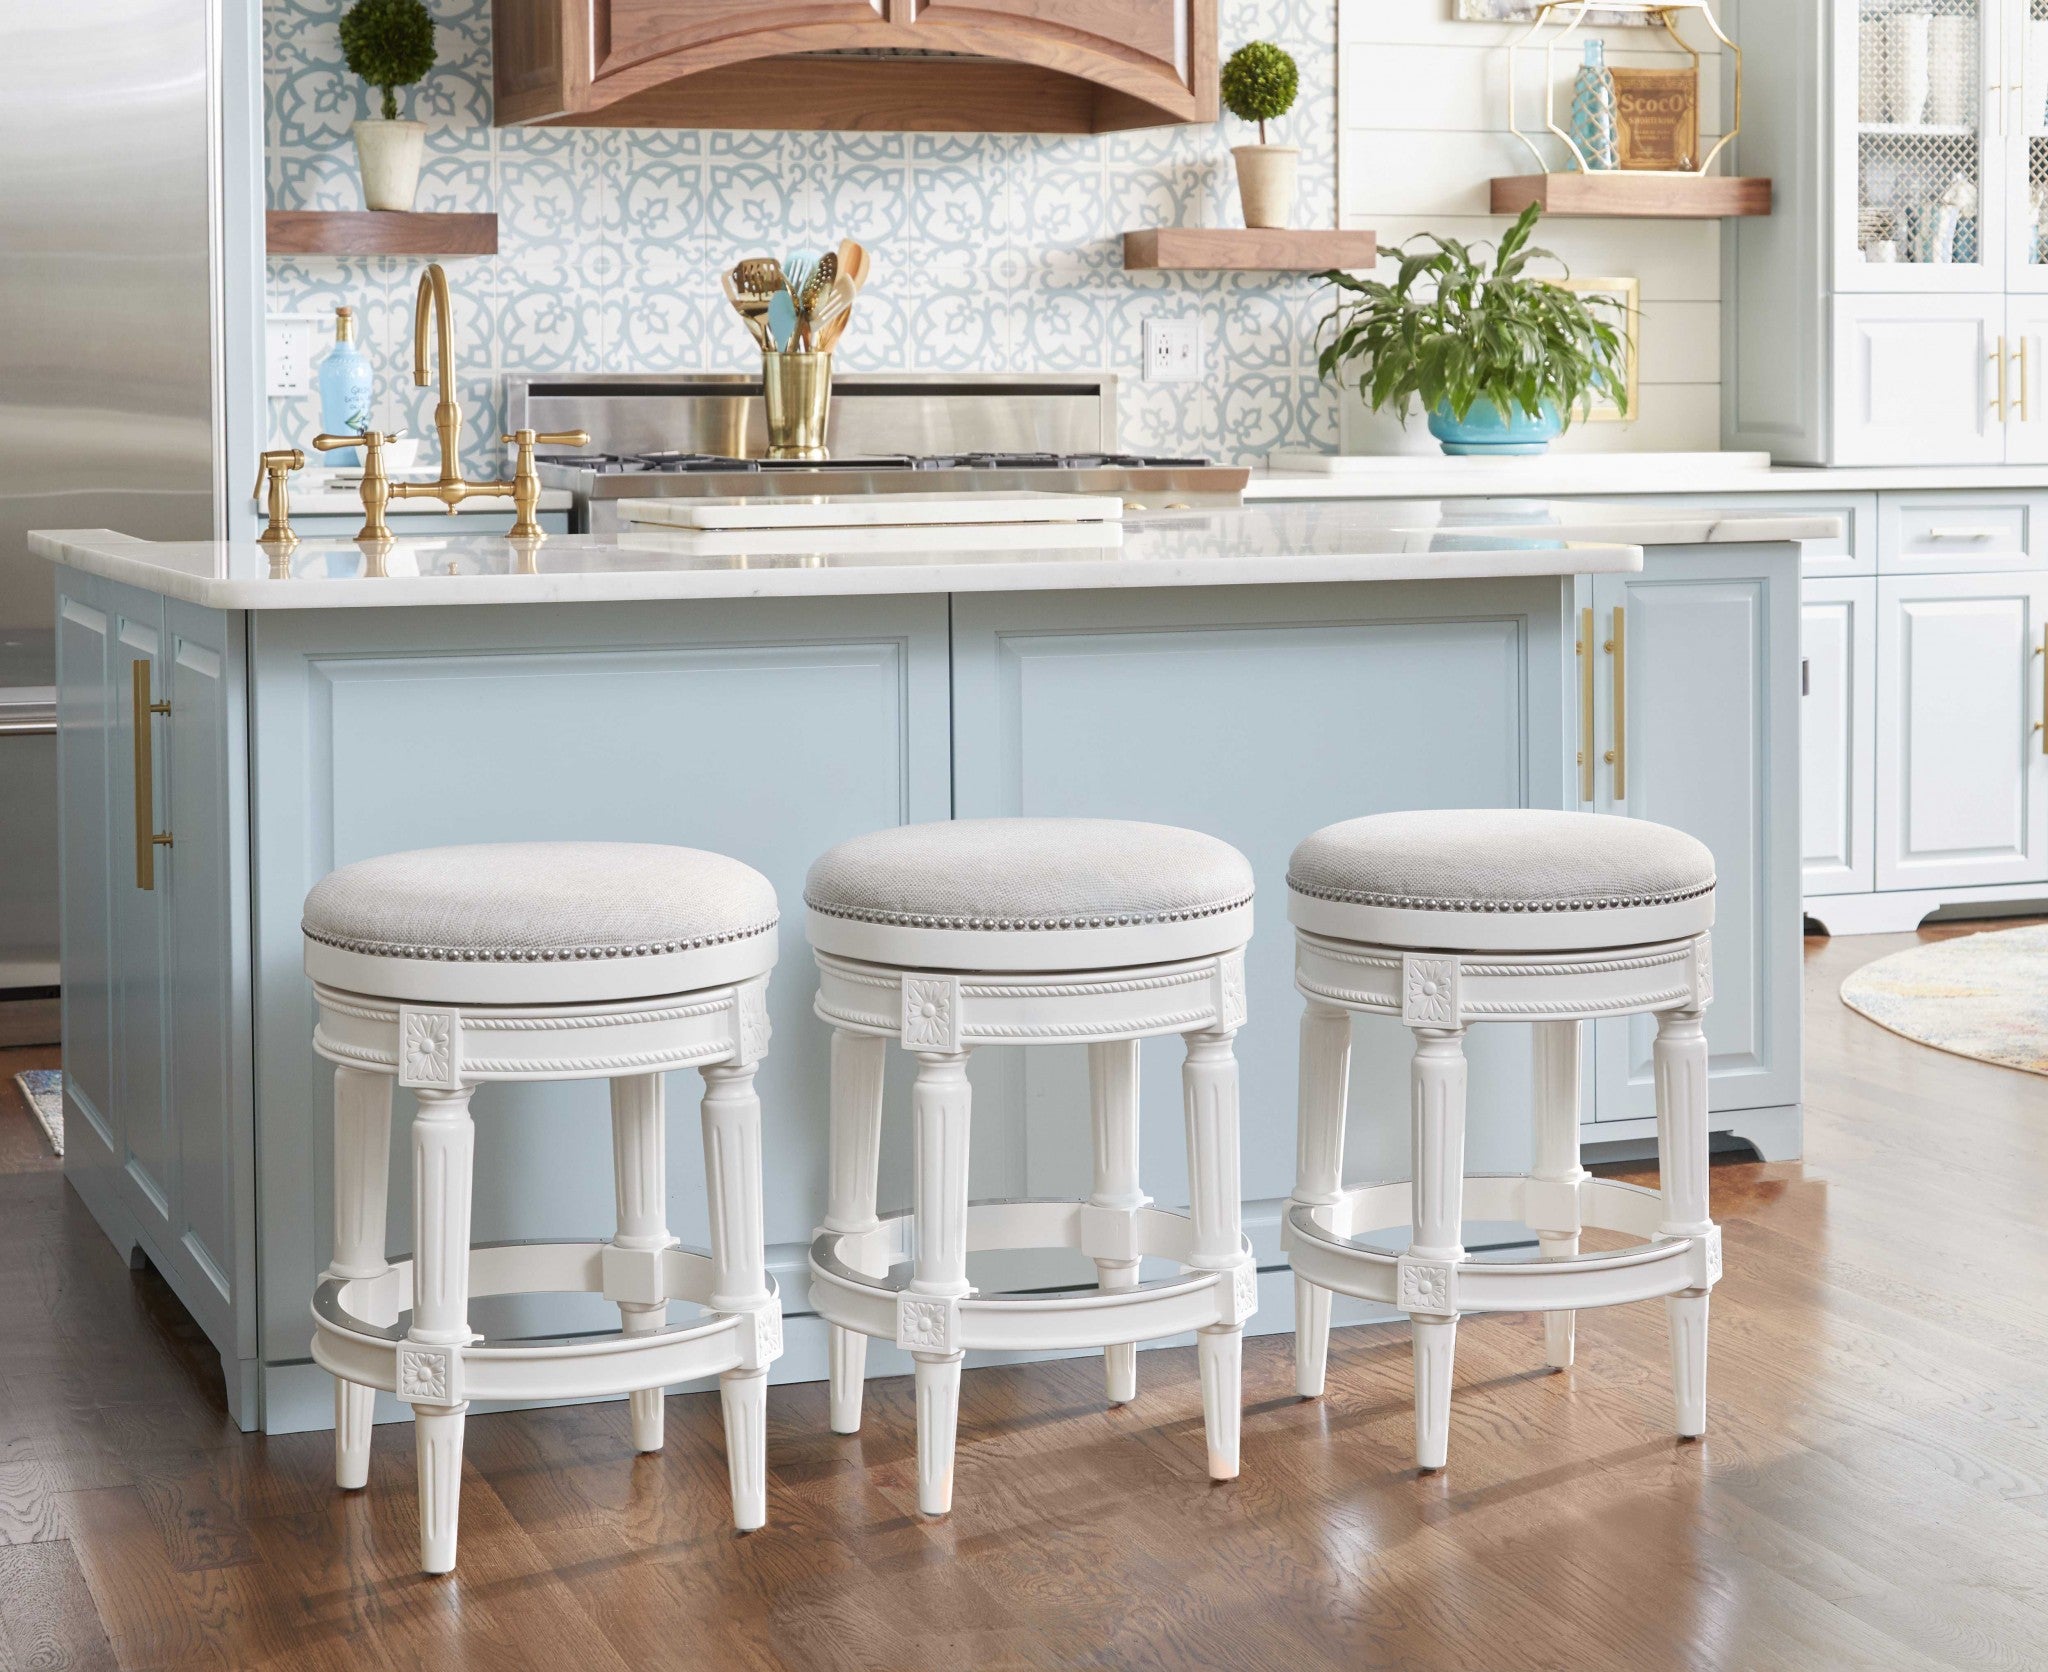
[3,926,2046,1670]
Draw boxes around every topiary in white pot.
[1221,41,1301,230]
[341,0,438,212]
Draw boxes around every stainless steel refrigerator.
[0,1,263,1037]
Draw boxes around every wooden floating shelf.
[266,211,499,257]
[1489,173,1772,219]
[1122,228,1380,272]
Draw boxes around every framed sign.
[1612,67,1701,169]
[1553,276,1639,423]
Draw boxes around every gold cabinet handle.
[131,659,172,890]
[1993,336,2010,422]
[1577,605,1595,802]
[2036,632,2047,756]
[1603,606,1626,800]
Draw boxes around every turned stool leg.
[409,1086,476,1574]
[823,1029,886,1434]
[329,1066,394,1490]
[702,1060,772,1530]
[1291,1003,1352,1398]
[1088,1040,1146,1406]
[610,1073,675,1453]
[1655,1005,1713,1437]
[1530,1020,1588,1370]
[910,1050,973,1516]
[1183,1026,1244,1481]
[1408,1027,1468,1472]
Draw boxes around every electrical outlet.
[1143,318,1201,383]
[266,315,318,397]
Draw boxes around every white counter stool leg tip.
[803,816,1258,1515]
[1281,808,1724,1472]
[302,840,784,1573]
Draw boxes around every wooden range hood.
[493,0,1218,133]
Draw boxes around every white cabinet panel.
[1801,580,1878,897]
[1832,296,2007,464]
[1876,572,2048,890]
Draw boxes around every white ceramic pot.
[353,119,426,212]
[1232,144,1299,231]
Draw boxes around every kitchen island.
[33,499,1827,1431]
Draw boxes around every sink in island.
[31,499,1827,1431]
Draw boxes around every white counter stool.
[804,818,1258,1516]
[1282,809,1721,1471]
[301,842,783,1573]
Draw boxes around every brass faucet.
[252,448,305,549]
[383,264,587,537]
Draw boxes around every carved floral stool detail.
[803,818,1258,1515]
[1282,809,1723,1470]
[301,842,783,1573]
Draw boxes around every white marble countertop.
[31,500,1834,612]
[1251,451,2048,499]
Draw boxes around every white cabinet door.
[2004,0,2048,292]
[2002,296,2048,456]
[1832,295,2008,464]
[1836,0,2007,291]
[1876,571,2048,890]
[1801,579,1878,897]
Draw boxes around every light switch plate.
[1143,318,1201,383]
[266,314,321,398]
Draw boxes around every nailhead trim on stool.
[805,817,1258,1515]
[303,841,783,1575]
[1282,809,1723,1471]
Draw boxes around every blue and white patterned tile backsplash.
[266,0,1340,477]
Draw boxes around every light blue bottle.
[1571,39,1619,173]
[316,306,374,467]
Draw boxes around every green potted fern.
[1221,41,1300,229]
[1316,205,1629,455]
[341,0,438,211]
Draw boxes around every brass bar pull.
[131,660,172,890]
[1993,337,2010,423]
[1577,605,1595,803]
[2035,631,2047,757]
[1604,606,1626,801]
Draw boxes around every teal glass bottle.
[1571,39,1619,172]
[316,306,374,467]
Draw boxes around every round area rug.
[1840,925,2048,1076]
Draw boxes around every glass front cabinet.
[1831,1,2048,460]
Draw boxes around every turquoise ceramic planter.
[1427,399,1564,457]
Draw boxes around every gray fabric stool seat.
[1287,808,1715,951]
[804,817,1256,971]
[303,841,779,1002]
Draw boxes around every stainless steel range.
[508,373,1250,533]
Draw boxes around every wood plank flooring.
[3,925,2045,1670]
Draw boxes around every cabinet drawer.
[1880,496,2041,572]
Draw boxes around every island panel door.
[1801,577,1879,897]
[950,579,1571,1270]
[1588,549,1803,1127]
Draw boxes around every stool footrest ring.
[1285,1175,1719,1315]
[810,1199,1257,1354]
[312,1239,780,1403]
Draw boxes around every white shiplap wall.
[1336,0,1726,453]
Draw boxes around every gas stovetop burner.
[909,452,1214,470]
[546,450,1217,476]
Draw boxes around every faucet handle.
[499,428,587,543]
[313,430,388,453]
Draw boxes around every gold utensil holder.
[763,350,831,458]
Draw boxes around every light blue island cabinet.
[34,500,1820,1432]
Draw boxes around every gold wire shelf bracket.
[1508,0,1742,180]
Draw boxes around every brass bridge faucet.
[385,263,587,538]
